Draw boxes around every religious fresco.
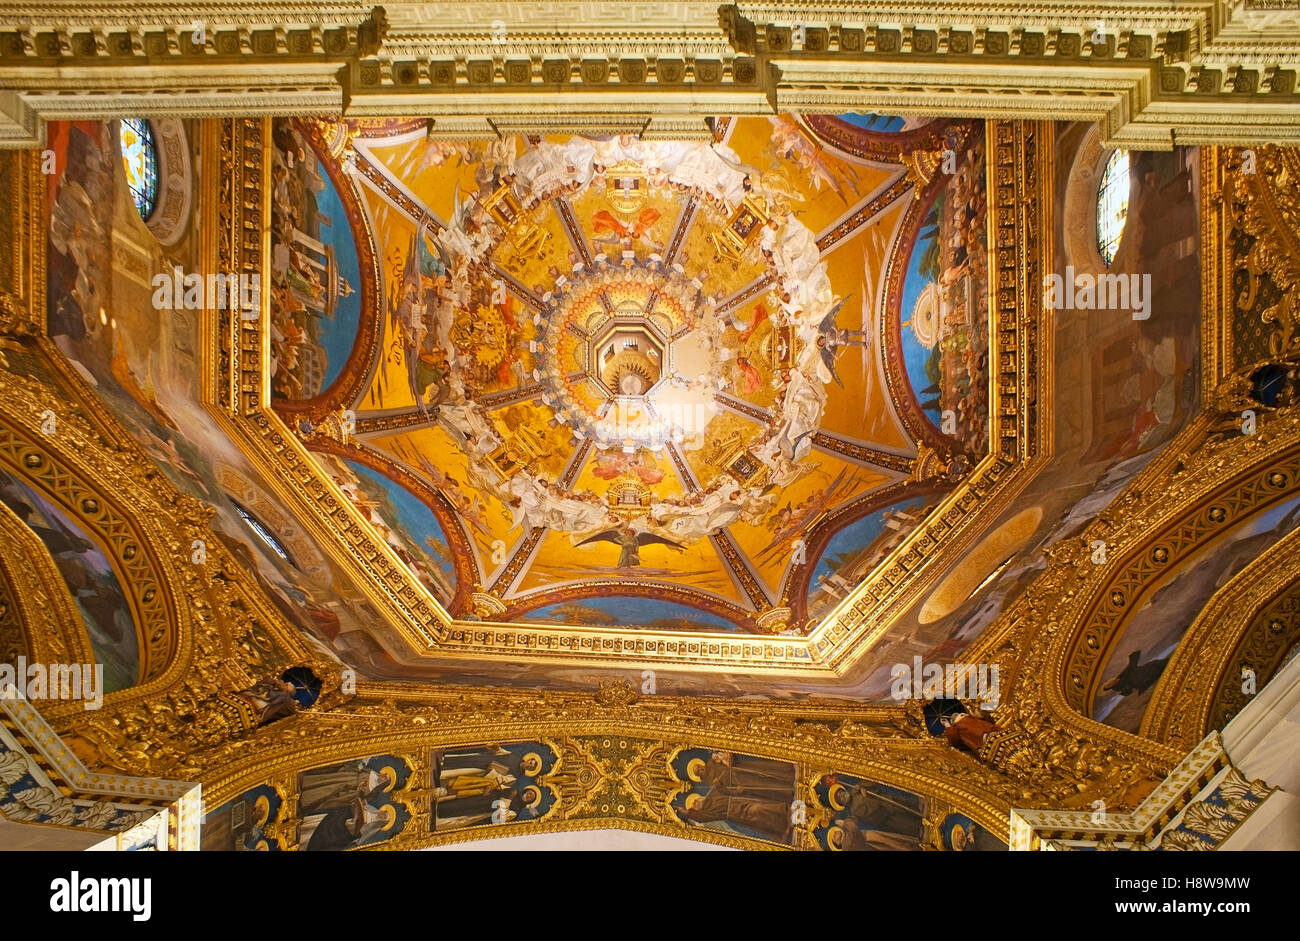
[318,453,457,606]
[806,495,937,622]
[38,120,405,676]
[295,755,411,850]
[45,122,117,350]
[1093,492,1300,732]
[269,119,363,400]
[897,130,989,451]
[832,134,1204,704]
[0,469,139,691]
[28,114,1219,712]
[1081,146,1200,465]
[290,112,990,636]
[431,742,559,831]
[938,812,1007,851]
[516,597,740,632]
[201,784,285,851]
[668,748,797,845]
[837,113,910,133]
[810,772,926,851]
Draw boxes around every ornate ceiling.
[234,111,1042,682]
[1,96,1298,856]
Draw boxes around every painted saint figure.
[679,751,796,843]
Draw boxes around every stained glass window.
[233,501,295,566]
[1096,149,1130,267]
[119,118,160,221]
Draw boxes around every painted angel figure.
[576,525,684,568]
[766,116,855,204]
[813,298,867,388]
[591,207,663,252]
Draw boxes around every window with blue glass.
[232,501,296,567]
[119,118,160,221]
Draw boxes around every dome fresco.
[269,114,989,634]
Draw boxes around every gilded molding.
[1,3,1300,146]
[1142,523,1300,749]
[0,500,95,669]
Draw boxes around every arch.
[1142,523,1300,748]
[0,500,95,669]
[198,716,1014,851]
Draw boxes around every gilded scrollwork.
[1143,525,1300,749]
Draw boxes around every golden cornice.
[1010,731,1238,850]
[0,3,1299,146]
[1071,437,1300,717]
[0,350,336,731]
[958,393,1300,795]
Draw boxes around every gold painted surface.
[206,116,1050,675]
[5,106,1300,851]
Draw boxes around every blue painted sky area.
[311,171,362,391]
[899,194,943,427]
[345,459,455,585]
[837,112,908,132]
[809,497,930,605]
[521,596,738,631]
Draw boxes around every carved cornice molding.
[0,2,1298,145]
[1009,731,1275,850]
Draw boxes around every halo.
[252,838,270,851]
[379,765,398,792]
[950,824,967,849]
[826,825,845,851]
[253,794,271,827]
[827,783,849,812]
[686,757,706,782]
[522,785,542,809]
[379,803,398,832]
[684,792,703,811]
[521,752,543,777]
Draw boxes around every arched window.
[119,118,160,221]
[232,500,296,567]
[1095,149,1130,267]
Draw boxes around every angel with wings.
[576,525,684,568]
[814,297,868,388]
[591,208,663,252]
